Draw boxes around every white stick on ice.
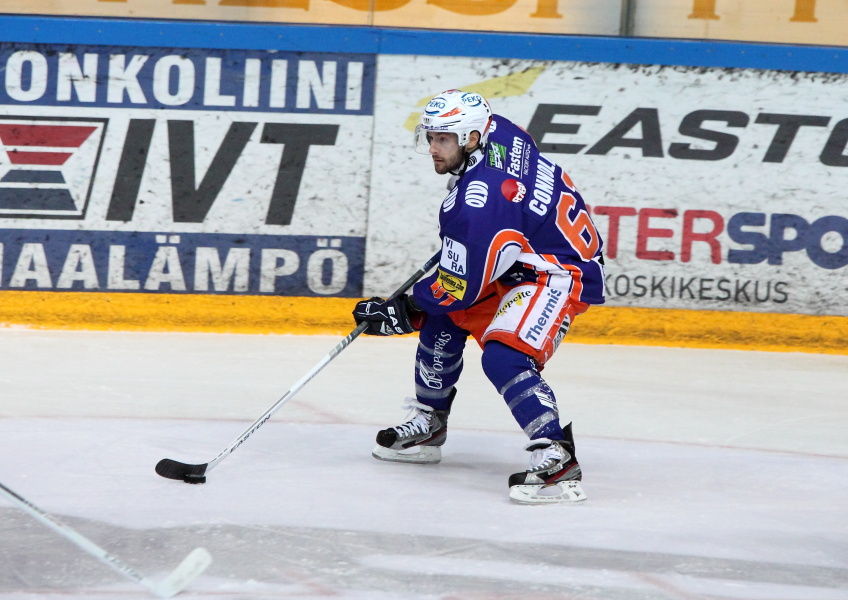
[0,480,212,598]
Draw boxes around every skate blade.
[371,444,441,464]
[509,480,587,505]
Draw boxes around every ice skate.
[372,396,451,464]
[508,423,586,504]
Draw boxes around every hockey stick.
[0,480,212,598]
[156,251,442,484]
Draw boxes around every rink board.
[2,291,847,355]
[0,16,847,351]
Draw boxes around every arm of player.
[411,231,524,315]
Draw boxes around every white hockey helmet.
[414,89,493,154]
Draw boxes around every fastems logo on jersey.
[0,230,364,296]
[507,135,530,178]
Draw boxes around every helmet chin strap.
[448,160,467,177]
[448,142,481,177]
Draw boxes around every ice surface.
[1,329,846,599]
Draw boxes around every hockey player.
[353,89,605,504]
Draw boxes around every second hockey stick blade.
[0,480,212,598]
[155,459,207,484]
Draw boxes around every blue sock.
[481,342,564,440]
[414,313,468,410]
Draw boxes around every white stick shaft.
[203,251,442,473]
[0,481,210,598]
[205,322,366,472]
[0,482,147,583]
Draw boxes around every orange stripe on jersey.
[562,264,584,302]
[480,229,527,296]
[541,252,565,270]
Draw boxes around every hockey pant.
[415,282,590,441]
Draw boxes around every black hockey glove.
[353,294,424,336]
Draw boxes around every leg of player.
[372,314,468,464]
[481,341,585,504]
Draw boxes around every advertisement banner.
[0,43,374,296]
[633,0,848,47]
[0,0,621,36]
[3,1,846,46]
[368,56,848,316]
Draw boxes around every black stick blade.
[156,459,208,484]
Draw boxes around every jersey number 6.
[555,184,600,261]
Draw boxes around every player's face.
[427,132,464,174]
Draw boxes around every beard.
[433,151,465,174]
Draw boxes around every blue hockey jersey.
[412,114,606,315]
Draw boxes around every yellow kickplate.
[0,291,845,355]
